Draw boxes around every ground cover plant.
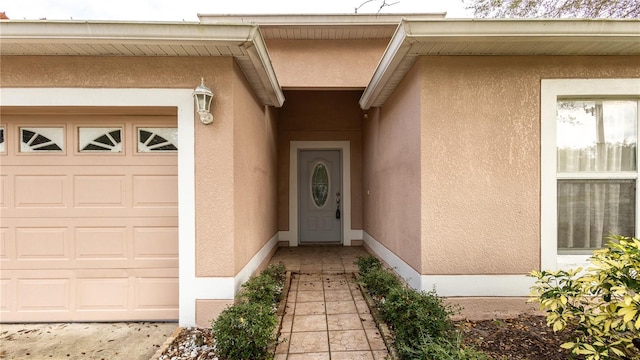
[211,263,286,360]
[529,235,640,360]
[355,256,487,360]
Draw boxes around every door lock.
[336,191,341,219]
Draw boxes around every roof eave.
[359,19,640,110]
[0,20,285,107]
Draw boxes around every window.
[557,100,637,253]
[20,127,64,152]
[0,126,5,153]
[137,127,177,152]
[79,127,122,152]
[541,79,640,269]
[311,162,329,208]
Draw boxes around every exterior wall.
[232,62,279,274]
[265,39,389,88]
[278,90,364,233]
[362,63,422,272]
[418,55,640,276]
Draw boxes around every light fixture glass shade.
[193,78,214,124]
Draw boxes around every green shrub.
[397,333,489,360]
[355,255,383,275]
[529,235,640,359]
[355,255,484,359]
[239,272,283,305]
[382,287,459,358]
[212,263,286,360]
[360,267,402,299]
[212,302,277,360]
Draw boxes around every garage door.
[0,109,178,322]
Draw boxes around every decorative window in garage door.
[137,127,178,152]
[79,127,123,152]
[20,127,64,152]
[0,126,5,153]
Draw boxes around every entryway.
[299,150,342,244]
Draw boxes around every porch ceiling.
[0,21,284,107]
[360,19,640,109]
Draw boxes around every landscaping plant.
[529,235,640,359]
[355,255,488,360]
[211,263,286,360]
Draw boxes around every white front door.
[298,150,342,243]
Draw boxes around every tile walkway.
[269,246,389,360]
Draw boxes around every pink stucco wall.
[362,63,422,272]
[418,55,640,275]
[277,90,364,233]
[265,39,389,88]
[364,55,640,276]
[232,62,279,274]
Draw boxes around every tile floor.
[269,246,389,360]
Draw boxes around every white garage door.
[0,109,178,322]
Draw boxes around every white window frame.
[541,79,640,270]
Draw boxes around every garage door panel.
[0,228,9,260]
[133,227,178,259]
[1,113,178,322]
[0,278,13,313]
[133,175,178,208]
[77,278,128,311]
[14,175,67,208]
[16,227,70,260]
[74,175,127,208]
[17,278,70,311]
[0,175,8,208]
[75,227,128,259]
[135,277,179,309]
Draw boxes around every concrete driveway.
[0,322,177,359]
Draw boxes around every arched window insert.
[137,127,178,152]
[311,161,330,208]
[79,127,122,152]
[20,127,64,152]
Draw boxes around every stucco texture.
[363,63,422,272]
[277,90,364,233]
[265,39,388,88]
[417,56,640,275]
[232,61,279,274]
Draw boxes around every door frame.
[286,141,352,246]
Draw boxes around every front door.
[299,150,342,243]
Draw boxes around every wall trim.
[233,233,279,293]
[289,141,353,246]
[363,231,421,289]
[364,231,534,296]
[540,78,640,271]
[0,87,200,326]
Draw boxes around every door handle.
[336,191,341,219]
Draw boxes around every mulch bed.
[456,315,584,360]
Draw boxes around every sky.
[1,0,473,21]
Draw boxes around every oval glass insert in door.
[311,162,330,208]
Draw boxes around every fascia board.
[401,18,640,39]
[360,19,640,109]
[242,26,285,107]
[359,20,415,110]
[0,20,285,108]
[0,21,257,45]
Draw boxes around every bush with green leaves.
[529,235,640,360]
[355,255,487,360]
[212,264,286,360]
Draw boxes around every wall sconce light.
[193,78,214,124]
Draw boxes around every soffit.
[0,20,284,107]
[360,19,640,109]
[198,14,445,40]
